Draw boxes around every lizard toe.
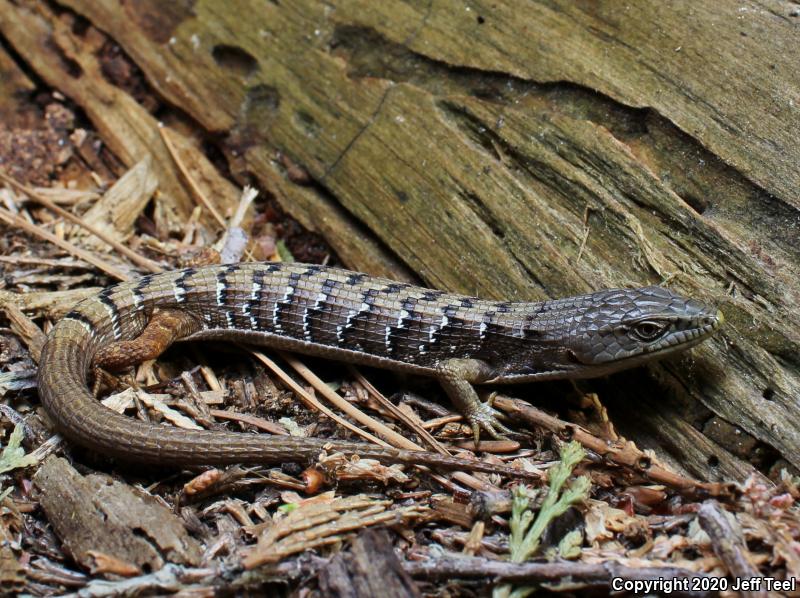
[467,402,512,445]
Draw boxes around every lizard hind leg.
[435,358,512,444]
[92,308,203,373]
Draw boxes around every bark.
[33,457,203,572]
[317,528,420,598]
[1,0,797,481]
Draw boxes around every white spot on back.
[344,309,357,329]
[174,284,186,304]
[479,321,488,340]
[428,324,437,343]
[384,325,392,351]
[216,280,225,306]
[303,307,312,340]
[396,309,410,329]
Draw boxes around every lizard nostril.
[565,350,581,364]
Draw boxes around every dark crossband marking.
[301,274,331,341]
[415,291,448,355]
[460,297,475,309]
[517,313,542,339]
[479,311,496,341]
[314,279,337,310]
[244,267,266,330]
[215,269,228,307]
[302,278,338,344]
[397,295,418,331]
[421,290,446,302]
[63,310,96,336]
[216,265,240,328]
[354,288,379,325]
[173,268,196,304]
[379,283,412,352]
[494,301,513,313]
[422,303,465,353]
[382,282,411,294]
[346,272,368,286]
[376,294,418,357]
[477,311,518,344]
[443,304,463,353]
[273,271,302,332]
[98,290,122,340]
[133,274,155,312]
[338,287,381,350]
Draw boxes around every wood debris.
[0,2,797,595]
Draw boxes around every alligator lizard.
[37,262,723,477]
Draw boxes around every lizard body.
[37,262,722,477]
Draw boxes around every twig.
[280,351,431,452]
[0,205,128,281]
[0,170,162,273]
[159,125,227,229]
[280,353,501,490]
[494,395,736,499]
[252,350,499,491]
[697,500,767,598]
[247,348,387,446]
[209,409,289,436]
[404,556,718,597]
[347,365,450,455]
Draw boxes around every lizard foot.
[466,400,512,445]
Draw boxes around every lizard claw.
[467,400,512,445]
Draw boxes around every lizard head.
[557,286,723,377]
[492,286,723,382]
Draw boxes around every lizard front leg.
[435,358,511,444]
[93,308,202,372]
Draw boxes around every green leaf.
[557,529,583,559]
[0,424,38,475]
[276,240,295,263]
[508,441,590,563]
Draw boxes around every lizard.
[36,262,723,478]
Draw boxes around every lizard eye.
[632,320,667,341]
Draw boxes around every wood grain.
[2,0,797,480]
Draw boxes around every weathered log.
[1,0,797,481]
